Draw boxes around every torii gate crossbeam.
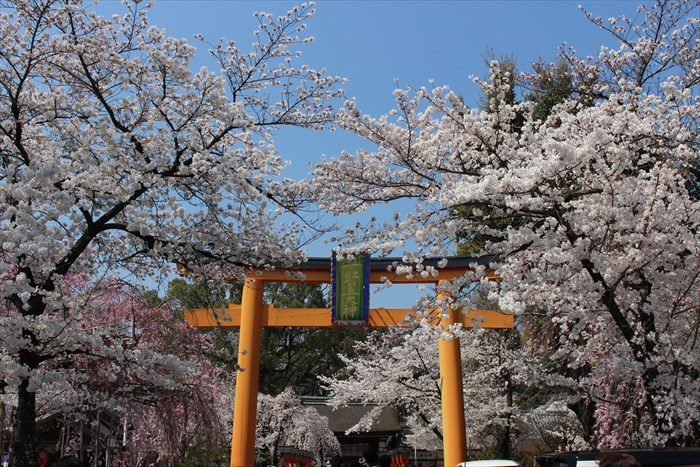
[184,256,513,467]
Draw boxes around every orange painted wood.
[185,305,513,329]
[230,278,264,466]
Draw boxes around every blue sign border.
[331,251,371,324]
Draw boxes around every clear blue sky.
[98,0,646,305]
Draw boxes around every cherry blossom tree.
[256,388,340,465]
[1,277,233,464]
[0,0,342,463]
[565,1,699,96]
[322,322,561,457]
[322,326,445,451]
[124,368,233,466]
[312,0,699,446]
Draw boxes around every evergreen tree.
[261,283,369,396]
[160,279,369,396]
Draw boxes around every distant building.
[301,397,444,466]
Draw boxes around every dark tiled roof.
[302,399,403,433]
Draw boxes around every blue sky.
[138,0,631,176]
[98,0,646,305]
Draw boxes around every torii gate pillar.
[230,278,264,467]
[438,280,468,466]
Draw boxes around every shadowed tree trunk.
[13,381,36,466]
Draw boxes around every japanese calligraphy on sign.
[331,251,370,324]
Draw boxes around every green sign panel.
[331,252,370,324]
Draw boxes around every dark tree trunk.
[11,293,44,467]
[497,370,513,459]
[0,395,6,456]
[497,425,512,460]
[79,420,85,462]
[567,397,596,445]
[12,350,38,467]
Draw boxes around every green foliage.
[525,61,575,122]
[141,289,161,308]
[457,53,582,256]
[175,444,230,467]
[148,279,369,396]
[454,204,517,255]
[479,49,518,109]
[260,283,369,396]
[166,278,242,311]
[147,278,243,372]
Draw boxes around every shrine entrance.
[185,256,513,467]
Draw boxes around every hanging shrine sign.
[331,251,370,324]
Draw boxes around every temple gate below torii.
[185,256,513,467]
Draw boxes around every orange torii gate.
[184,256,513,467]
